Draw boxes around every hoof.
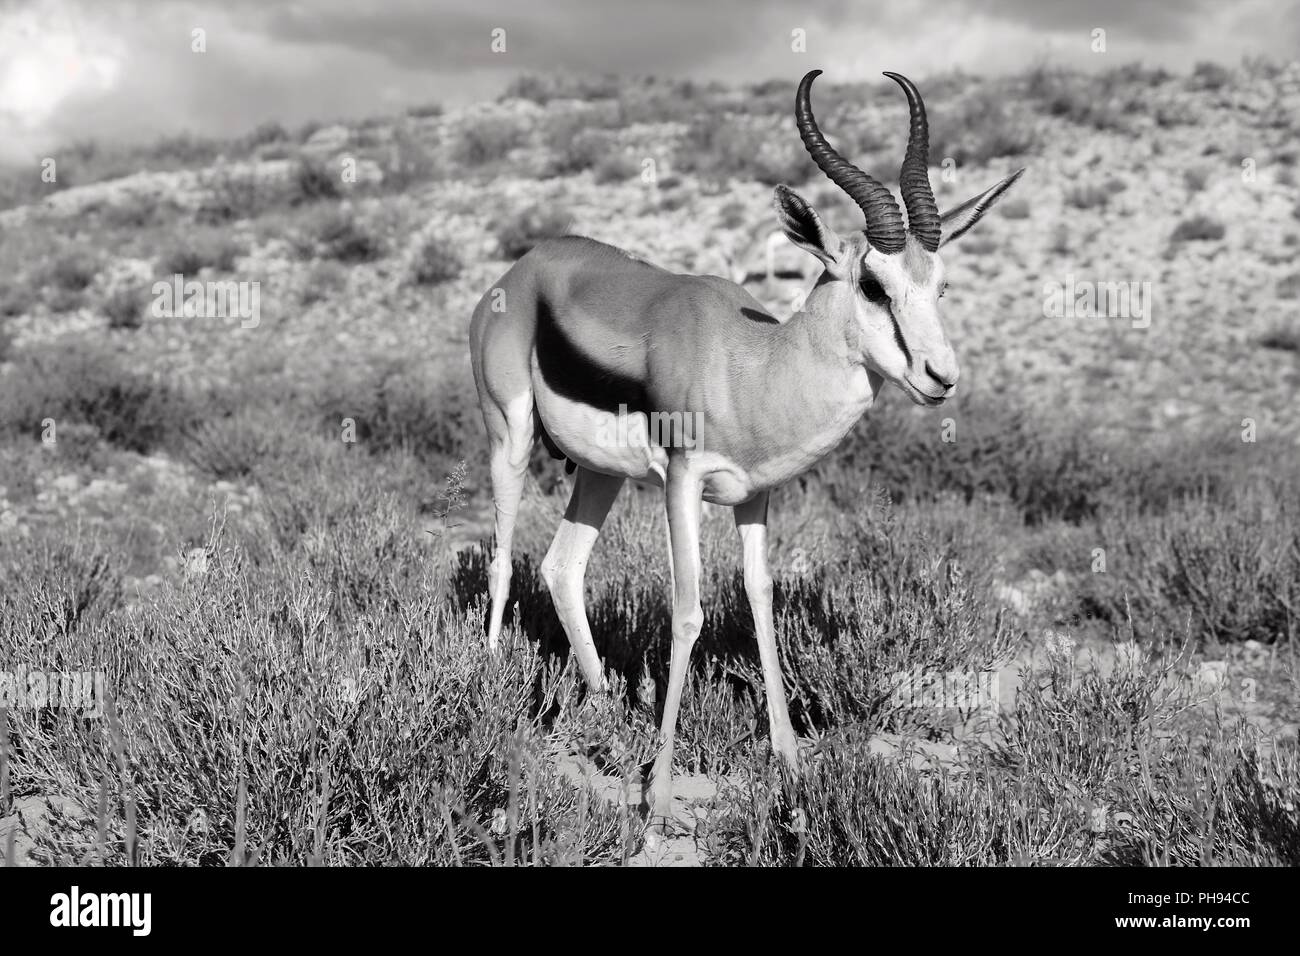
[643,815,680,848]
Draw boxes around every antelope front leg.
[734,493,799,768]
[645,461,703,830]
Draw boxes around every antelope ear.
[939,168,1025,247]
[773,185,844,272]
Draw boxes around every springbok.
[470,70,1023,826]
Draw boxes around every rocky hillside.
[1,62,1298,560]
[4,63,1299,443]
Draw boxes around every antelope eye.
[859,273,888,304]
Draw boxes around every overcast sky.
[1,0,1297,162]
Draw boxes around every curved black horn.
[795,69,905,254]
[883,71,941,252]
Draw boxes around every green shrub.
[1025,67,1127,131]
[36,246,100,312]
[1086,488,1299,645]
[1184,166,1212,193]
[1,277,37,319]
[101,284,148,330]
[931,87,1038,166]
[243,121,289,149]
[1190,61,1233,91]
[817,392,1251,527]
[451,115,528,166]
[195,167,263,225]
[156,229,244,275]
[0,528,638,865]
[494,205,572,260]
[1170,215,1226,243]
[999,197,1031,219]
[1065,184,1111,210]
[1259,320,1300,351]
[97,193,176,230]
[377,129,439,191]
[676,116,811,186]
[293,205,384,263]
[594,153,641,183]
[0,340,197,453]
[298,260,348,307]
[408,233,463,285]
[706,647,1300,866]
[310,356,480,467]
[288,156,342,204]
[502,73,621,105]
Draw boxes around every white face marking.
[852,240,957,405]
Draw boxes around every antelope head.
[774,70,1024,406]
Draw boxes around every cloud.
[967,0,1215,39]
[1,0,1296,161]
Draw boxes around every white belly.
[532,357,669,483]
[530,355,879,506]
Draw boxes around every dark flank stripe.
[535,297,649,416]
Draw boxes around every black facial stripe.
[888,304,912,365]
[860,265,912,364]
